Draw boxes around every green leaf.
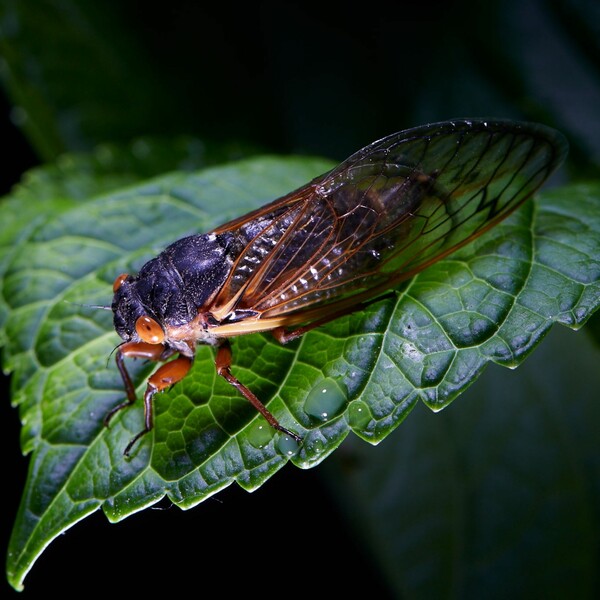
[2,155,600,590]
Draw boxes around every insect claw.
[277,425,303,445]
[103,399,133,428]
[123,428,149,458]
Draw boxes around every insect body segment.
[109,119,568,456]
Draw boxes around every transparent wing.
[210,119,567,322]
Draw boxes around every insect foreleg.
[105,341,192,456]
[215,341,302,443]
[104,342,167,427]
[121,355,193,456]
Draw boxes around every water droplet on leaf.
[277,434,300,456]
[304,378,347,422]
[348,400,373,429]
[247,419,273,448]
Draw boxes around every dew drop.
[247,419,273,449]
[304,378,347,422]
[308,438,325,454]
[348,400,373,429]
[277,434,300,456]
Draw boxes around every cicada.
[109,119,568,455]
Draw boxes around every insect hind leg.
[215,341,302,443]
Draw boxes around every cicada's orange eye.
[113,273,129,292]
[135,315,165,344]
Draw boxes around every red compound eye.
[113,273,129,292]
[135,315,165,345]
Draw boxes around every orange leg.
[216,341,302,443]
[106,341,192,456]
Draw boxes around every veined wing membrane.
[210,120,567,323]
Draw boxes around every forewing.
[210,120,567,322]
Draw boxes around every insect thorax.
[112,233,236,341]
